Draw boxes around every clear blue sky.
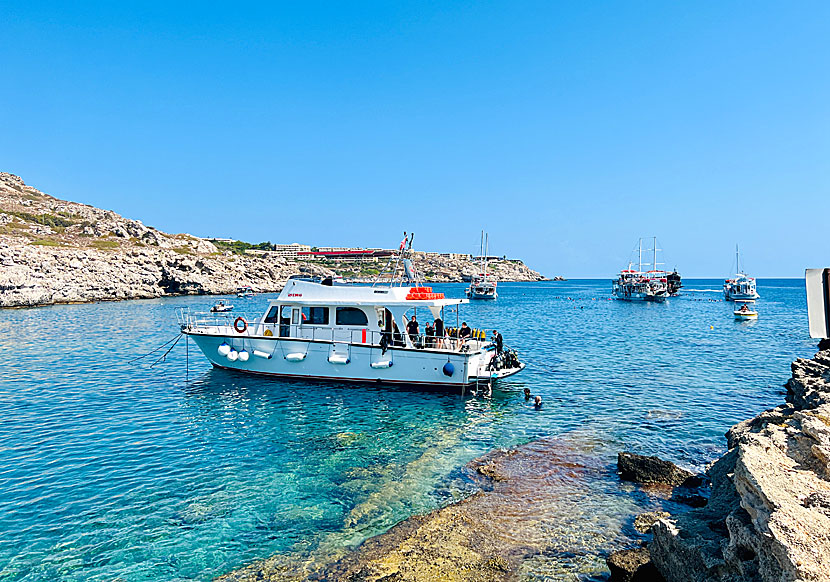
[1,2,828,277]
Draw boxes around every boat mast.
[736,244,740,274]
[638,238,642,273]
[653,236,657,273]
[484,232,489,282]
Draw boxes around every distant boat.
[237,286,254,298]
[611,237,669,302]
[210,301,234,313]
[724,246,759,302]
[466,231,498,300]
[734,303,758,319]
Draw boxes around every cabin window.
[264,306,279,324]
[336,307,368,326]
[301,306,329,325]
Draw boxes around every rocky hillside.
[0,173,544,308]
[650,346,830,581]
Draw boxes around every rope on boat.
[149,334,183,368]
[128,333,183,365]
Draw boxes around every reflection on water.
[0,281,814,581]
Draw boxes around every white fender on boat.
[370,360,393,369]
[237,350,249,362]
[226,349,239,362]
[328,354,350,365]
[253,350,272,359]
[285,352,306,362]
[217,342,231,357]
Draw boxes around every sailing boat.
[612,237,670,302]
[466,231,498,300]
[723,245,760,302]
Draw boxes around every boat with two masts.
[724,246,759,302]
[612,238,673,302]
[466,231,498,300]
[181,234,524,389]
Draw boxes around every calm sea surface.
[0,280,815,581]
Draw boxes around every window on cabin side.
[264,306,279,324]
[336,307,368,326]
[301,306,329,325]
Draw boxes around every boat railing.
[178,309,492,353]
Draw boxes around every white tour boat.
[181,235,523,389]
[466,231,498,300]
[612,238,670,302]
[237,286,254,298]
[724,246,760,302]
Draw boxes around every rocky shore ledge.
[646,345,830,582]
[0,173,543,308]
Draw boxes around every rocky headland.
[0,173,544,308]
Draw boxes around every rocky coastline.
[0,173,544,308]
[646,345,830,582]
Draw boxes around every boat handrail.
[178,309,492,353]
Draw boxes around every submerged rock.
[607,547,665,582]
[617,452,696,487]
[217,438,619,582]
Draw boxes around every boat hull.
[186,332,520,388]
[468,291,498,300]
[612,291,667,302]
[724,292,759,302]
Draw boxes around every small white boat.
[724,246,760,302]
[734,303,758,319]
[237,286,254,298]
[210,301,234,313]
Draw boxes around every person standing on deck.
[407,315,420,347]
[434,317,445,349]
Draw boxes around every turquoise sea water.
[0,280,815,581]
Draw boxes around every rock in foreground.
[617,452,696,487]
[650,348,830,581]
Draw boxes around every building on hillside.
[296,248,395,263]
[271,243,312,258]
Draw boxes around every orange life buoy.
[234,317,248,333]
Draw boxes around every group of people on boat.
[397,315,503,353]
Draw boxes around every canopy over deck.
[275,279,467,307]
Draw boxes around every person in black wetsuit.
[433,317,445,349]
[458,322,472,350]
[492,329,503,355]
[406,315,420,347]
